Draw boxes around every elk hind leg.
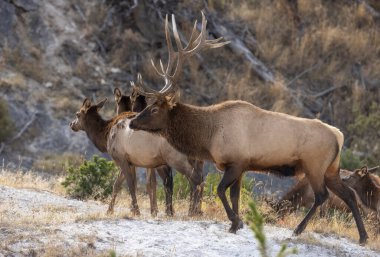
[294,170,329,236]
[325,173,368,244]
[107,168,126,215]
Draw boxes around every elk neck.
[132,95,147,112]
[84,111,136,153]
[353,175,379,210]
[83,112,111,153]
[163,103,214,161]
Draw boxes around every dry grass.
[32,152,85,174]
[0,168,65,194]
[2,46,44,83]
[0,68,27,90]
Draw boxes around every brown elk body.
[128,13,368,244]
[275,169,354,215]
[70,98,204,216]
[114,87,173,216]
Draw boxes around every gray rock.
[0,0,16,46]
[11,0,39,12]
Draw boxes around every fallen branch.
[285,62,322,87]
[312,86,339,98]
[205,12,275,83]
[0,112,38,155]
[10,112,38,142]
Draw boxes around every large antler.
[139,12,229,97]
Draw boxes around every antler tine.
[149,12,230,96]
[130,74,160,97]
[172,14,184,52]
[151,59,165,77]
[165,14,177,75]
[184,20,199,51]
[137,73,144,86]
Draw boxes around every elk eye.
[151,107,159,114]
[76,112,80,118]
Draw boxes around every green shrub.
[158,171,254,204]
[61,155,118,200]
[348,102,380,166]
[0,98,13,142]
[173,172,192,199]
[340,149,363,170]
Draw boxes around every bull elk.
[129,12,369,244]
[114,85,173,217]
[70,98,204,216]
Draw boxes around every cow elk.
[114,85,173,217]
[273,168,368,216]
[129,12,369,244]
[70,98,204,216]
[342,166,380,234]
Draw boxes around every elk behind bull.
[114,86,173,216]
[129,12,368,244]
[70,98,204,217]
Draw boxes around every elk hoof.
[359,234,369,245]
[151,209,158,217]
[293,224,305,236]
[166,209,174,217]
[106,208,114,215]
[228,218,243,233]
[188,209,203,217]
[131,208,141,216]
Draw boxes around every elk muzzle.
[129,119,140,131]
[70,120,80,132]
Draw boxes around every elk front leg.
[146,168,158,217]
[186,160,204,216]
[230,173,244,230]
[217,165,243,233]
[156,165,174,216]
[107,168,126,215]
[125,164,140,216]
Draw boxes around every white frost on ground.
[0,185,379,257]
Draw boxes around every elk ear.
[82,98,92,110]
[165,91,180,109]
[114,88,122,102]
[368,166,380,174]
[96,98,108,110]
[357,166,368,177]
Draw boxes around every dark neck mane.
[84,111,136,153]
[163,103,214,161]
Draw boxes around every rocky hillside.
[1,0,380,170]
